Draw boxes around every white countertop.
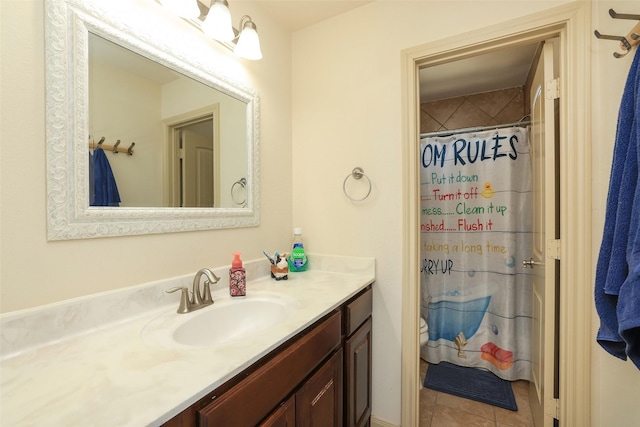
[0,254,375,426]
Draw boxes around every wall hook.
[608,9,640,21]
[593,29,623,41]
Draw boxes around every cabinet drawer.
[345,288,372,336]
[198,311,342,427]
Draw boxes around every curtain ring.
[231,178,247,207]
[343,167,372,202]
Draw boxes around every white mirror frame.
[45,0,260,240]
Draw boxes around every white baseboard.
[371,415,400,427]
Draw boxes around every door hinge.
[545,397,560,420]
[547,239,561,260]
[546,78,560,100]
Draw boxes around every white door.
[528,40,559,427]
[182,129,214,207]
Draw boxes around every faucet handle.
[166,287,191,314]
[202,281,214,305]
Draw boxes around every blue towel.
[90,147,121,207]
[595,47,640,369]
[89,151,95,205]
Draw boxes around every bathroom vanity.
[166,286,372,427]
[0,255,374,426]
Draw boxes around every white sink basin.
[141,292,297,348]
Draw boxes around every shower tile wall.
[420,87,525,134]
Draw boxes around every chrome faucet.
[166,268,221,314]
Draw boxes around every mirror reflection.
[88,33,248,208]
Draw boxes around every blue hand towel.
[91,147,121,207]
[89,151,95,205]
[595,47,640,369]
[618,60,640,368]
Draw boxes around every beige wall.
[90,60,164,206]
[292,0,639,424]
[2,0,640,426]
[0,0,293,311]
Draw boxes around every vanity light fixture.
[159,0,263,60]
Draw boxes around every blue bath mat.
[424,362,517,411]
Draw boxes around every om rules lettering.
[421,134,521,168]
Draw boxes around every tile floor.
[419,360,534,427]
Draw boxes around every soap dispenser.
[229,252,246,297]
[289,227,308,272]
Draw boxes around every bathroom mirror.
[45,0,260,240]
[88,33,250,209]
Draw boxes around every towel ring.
[343,167,372,202]
[231,178,247,207]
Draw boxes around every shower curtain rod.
[420,120,531,139]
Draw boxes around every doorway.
[174,120,216,207]
[164,105,221,207]
[418,41,544,425]
[401,3,591,426]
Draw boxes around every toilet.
[420,317,429,346]
[419,317,429,388]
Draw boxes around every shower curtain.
[420,126,532,381]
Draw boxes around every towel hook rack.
[594,9,640,58]
[343,167,372,202]
[88,136,135,156]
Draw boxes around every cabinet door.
[297,349,343,427]
[344,318,372,427]
[260,395,296,427]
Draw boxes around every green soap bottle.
[288,227,308,272]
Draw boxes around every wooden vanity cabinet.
[343,288,373,427]
[163,285,373,427]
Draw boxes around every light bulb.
[201,0,234,42]
[234,20,262,60]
